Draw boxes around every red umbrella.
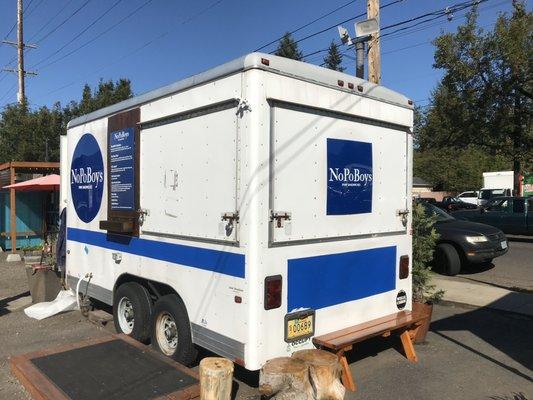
[3,174,60,191]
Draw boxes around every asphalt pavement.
[450,237,533,292]
[0,249,532,400]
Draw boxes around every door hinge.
[396,209,409,227]
[137,208,150,226]
[270,211,291,228]
[236,99,251,117]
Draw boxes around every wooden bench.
[313,310,429,392]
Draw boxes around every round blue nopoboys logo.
[71,133,104,223]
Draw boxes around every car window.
[513,199,525,213]
[460,192,476,198]
[528,198,533,212]
[421,202,455,222]
[480,190,492,199]
[487,199,510,212]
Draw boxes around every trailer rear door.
[270,101,409,244]
[140,100,240,243]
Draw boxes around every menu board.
[109,127,135,211]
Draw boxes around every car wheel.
[152,294,197,366]
[113,282,153,344]
[436,243,461,276]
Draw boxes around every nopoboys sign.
[327,138,373,215]
[71,133,104,223]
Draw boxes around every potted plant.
[411,202,444,343]
[22,244,44,264]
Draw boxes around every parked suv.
[478,188,512,206]
[457,191,479,205]
[419,202,508,275]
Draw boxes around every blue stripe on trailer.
[67,227,245,278]
[288,246,397,311]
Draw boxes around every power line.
[1,0,36,47]
[32,0,123,68]
[306,0,492,63]
[33,0,92,44]
[254,0,357,52]
[270,0,404,54]
[28,0,76,42]
[379,0,488,40]
[25,0,45,18]
[35,0,154,71]
[29,0,226,102]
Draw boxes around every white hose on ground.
[76,272,93,310]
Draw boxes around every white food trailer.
[61,53,414,370]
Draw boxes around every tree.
[0,78,133,163]
[323,41,345,72]
[417,1,532,193]
[412,202,443,303]
[414,147,510,192]
[275,32,303,61]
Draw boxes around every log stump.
[259,357,312,399]
[199,357,234,400]
[292,349,345,400]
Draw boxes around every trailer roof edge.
[66,52,412,130]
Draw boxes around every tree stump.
[199,357,234,400]
[259,357,312,399]
[292,349,345,400]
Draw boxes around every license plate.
[501,241,507,249]
[285,311,315,342]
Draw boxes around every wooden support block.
[292,349,345,400]
[259,357,312,399]
[199,357,234,400]
[400,330,418,363]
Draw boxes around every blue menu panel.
[109,127,135,211]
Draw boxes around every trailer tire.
[152,294,197,366]
[113,282,153,344]
[436,243,461,276]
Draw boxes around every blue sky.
[0,0,516,110]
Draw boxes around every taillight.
[264,275,282,310]
[399,255,410,279]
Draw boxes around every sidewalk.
[432,274,533,317]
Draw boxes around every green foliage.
[417,1,532,190]
[275,32,303,61]
[414,147,511,192]
[412,202,444,303]
[0,79,133,163]
[323,41,345,72]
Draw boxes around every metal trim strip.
[67,275,113,305]
[269,99,411,131]
[140,99,240,130]
[191,323,245,361]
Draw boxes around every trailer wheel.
[436,243,461,276]
[152,294,197,366]
[113,282,153,344]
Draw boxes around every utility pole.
[367,0,381,84]
[2,0,37,104]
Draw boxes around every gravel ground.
[0,253,531,400]
[0,254,108,400]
